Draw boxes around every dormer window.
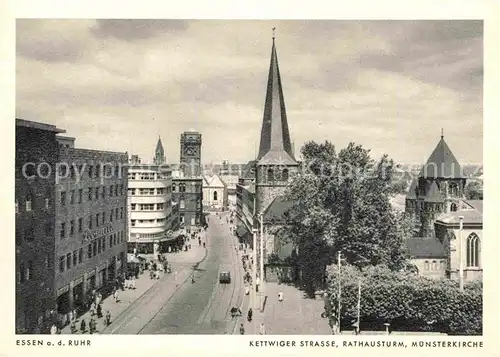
[267,168,274,181]
[25,195,32,212]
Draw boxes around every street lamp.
[259,213,265,311]
[252,227,258,311]
[458,216,464,291]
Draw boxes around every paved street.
[97,212,244,334]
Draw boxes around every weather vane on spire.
[272,26,276,40]
[441,128,444,139]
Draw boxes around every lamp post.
[252,227,258,310]
[259,213,265,310]
[337,251,342,334]
[356,278,361,335]
[458,216,464,291]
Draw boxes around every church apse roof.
[419,135,464,179]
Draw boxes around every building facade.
[180,131,202,177]
[54,144,129,319]
[172,177,203,234]
[405,238,447,280]
[15,119,64,334]
[127,164,176,255]
[202,174,228,212]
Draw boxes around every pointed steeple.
[256,30,296,165]
[419,133,464,179]
[154,135,165,165]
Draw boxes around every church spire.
[256,28,296,165]
[154,135,165,165]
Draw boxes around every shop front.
[72,277,84,311]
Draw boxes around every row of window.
[128,187,171,196]
[128,172,157,180]
[59,207,125,239]
[423,260,445,272]
[61,184,125,206]
[131,218,166,226]
[172,183,202,193]
[59,231,125,273]
[179,213,201,225]
[134,232,166,239]
[130,202,169,211]
[59,164,126,180]
[17,260,34,283]
[15,197,51,213]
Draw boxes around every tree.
[465,180,483,200]
[281,141,410,295]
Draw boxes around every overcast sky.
[16,20,483,165]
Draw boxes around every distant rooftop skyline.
[16,20,483,165]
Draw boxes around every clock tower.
[180,131,202,177]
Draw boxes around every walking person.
[113,289,119,303]
[89,302,96,317]
[259,322,266,335]
[50,324,57,335]
[239,323,245,335]
[131,277,136,289]
[247,308,253,322]
[105,311,111,326]
[278,291,284,302]
[70,319,77,334]
[96,303,103,318]
[89,318,96,334]
[80,319,86,334]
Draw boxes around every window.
[157,203,164,210]
[87,244,92,259]
[131,220,136,227]
[115,185,118,196]
[102,237,106,251]
[19,263,26,282]
[267,168,274,181]
[45,198,50,209]
[92,241,97,256]
[101,186,105,199]
[78,189,83,203]
[115,208,119,219]
[450,203,457,212]
[15,200,19,214]
[109,186,113,196]
[466,233,480,267]
[120,207,124,219]
[102,212,106,224]
[180,200,185,209]
[110,210,113,222]
[131,204,136,211]
[95,213,100,227]
[70,190,75,204]
[73,250,77,266]
[26,261,33,280]
[88,187,93,201]
[95,187,99,200]
[78,248,83,264]
[120,184,124,195]
[60,223,66,239]
[60,191,66,206]
[129,188,136,195]
[78,218,83,232]
[440,260,445,271]
[96,164,101,178]
[66,253,71,269]
[180,214,185,223]
[431,261,437,271]
[282,168,289,181]
[97,239,101,254]
[45,255,52,269]
[70,220,75,236]
[88,165,93,178]
[59,256,65,273]
[88,216,93,229]
[172,184,177,192]
[424,261,429,271]
[109,235,113,247]
[213,191,218,201]
[25,196,33,211]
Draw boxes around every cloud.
[16,20,483,165]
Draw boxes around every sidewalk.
[260,282,331,335]
[60,245,207,335]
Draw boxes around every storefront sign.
[82,223,114,243]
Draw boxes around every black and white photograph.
[13,17,485,341]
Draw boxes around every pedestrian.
[259,323,266,335]
[239,323,245,335]
[80,319,86,334]
[70,320,76,334]
[90,302,96,317]
[278,291,284,302]
[247,308,253,322]
[131,277,136,289]
[245,286,250,295]
[150,270,154,279]
[113,289,119,303]
[97,304,103,318]
[89,318,95,334]
[50,324,57,335]
[72,309,77,322]
[105,311,111,326]
[68,310,73,323]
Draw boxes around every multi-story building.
[202,174,228,212]
[54,137,129,320]
[180,131,202,177]
[127,161,177,255]
[15,119,64,334]
[172,176,203,234]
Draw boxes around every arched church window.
[466,233,480,267]
[213,191,218,201]
[424,261,429,271]
[282,168,289,181]
[431,261,437,271]
[450,203,457,212]
[267,168,274,182]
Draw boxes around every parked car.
[219,271,231,284]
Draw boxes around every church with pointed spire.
[405,131,467,237]
[254,32,300,216]
[153,136,166,165]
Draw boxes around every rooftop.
[405,237,446,259]
[16,118,66,133]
